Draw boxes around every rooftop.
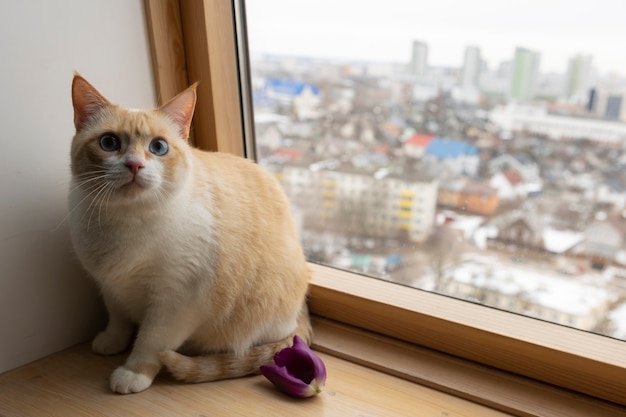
[445,259,612,316]
[426,138,479,159]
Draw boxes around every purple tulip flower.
[260,336,326,398]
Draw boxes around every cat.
[68,74,312,394]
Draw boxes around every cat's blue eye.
[99,134,121,152]
[149,138,169,156]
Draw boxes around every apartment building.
[265,161,438,243]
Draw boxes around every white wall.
[0,1,156,373]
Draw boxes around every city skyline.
[247,0,626,75]
[250,52,626,339]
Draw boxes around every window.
[144,0,626,407]
[245,0,626,347]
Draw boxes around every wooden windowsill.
[0,332,506,417]
[2,318,625,417]
[312,317,626,417]
[308,263,626,407]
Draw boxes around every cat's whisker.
[71,173,109,184]
[50,210,72,233]
[152,186,168,213]
[89,181,116,231]
[83,186,105,233]
[99,183,115,229]
[95,184,108,230]
[103,181,116,219]
[73,169,109,177]
[71,166,109,178]
[53,178,113,232]
[69,173,111,193]
[100,182,117,227]
[159,188,168,208]
[81,182,111,232]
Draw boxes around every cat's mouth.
[124,180,146,191]
[119,175,149,191]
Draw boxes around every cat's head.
[70,74,197,209]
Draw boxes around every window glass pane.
[245,0,626,341]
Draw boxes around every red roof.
[502,169,524,185]
[405,133,435,147]
[275,148,302,161]
[374,144,391,154]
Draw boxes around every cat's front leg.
[92,295,134,355]
[110,305,198,394]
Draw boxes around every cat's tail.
[159,304,313,383]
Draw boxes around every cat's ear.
[159,83,198,140]
[71,74,111,132]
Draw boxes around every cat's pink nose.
[125,160,145,175]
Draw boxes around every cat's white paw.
[92,330,130,355]
[110,366,153,394]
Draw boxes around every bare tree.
[427,225,462,293]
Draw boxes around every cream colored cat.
[69,74,312,394]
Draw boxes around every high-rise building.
[588,85,626,121]
[461,46,482,87]
[410,40,428,77]
[565,54,593,104]
[510,47,541,101]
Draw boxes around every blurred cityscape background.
[248,9,626,340]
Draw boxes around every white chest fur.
[69,193,218,322]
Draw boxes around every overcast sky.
[246,0,626,75]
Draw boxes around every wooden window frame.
[144,0,626,411]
